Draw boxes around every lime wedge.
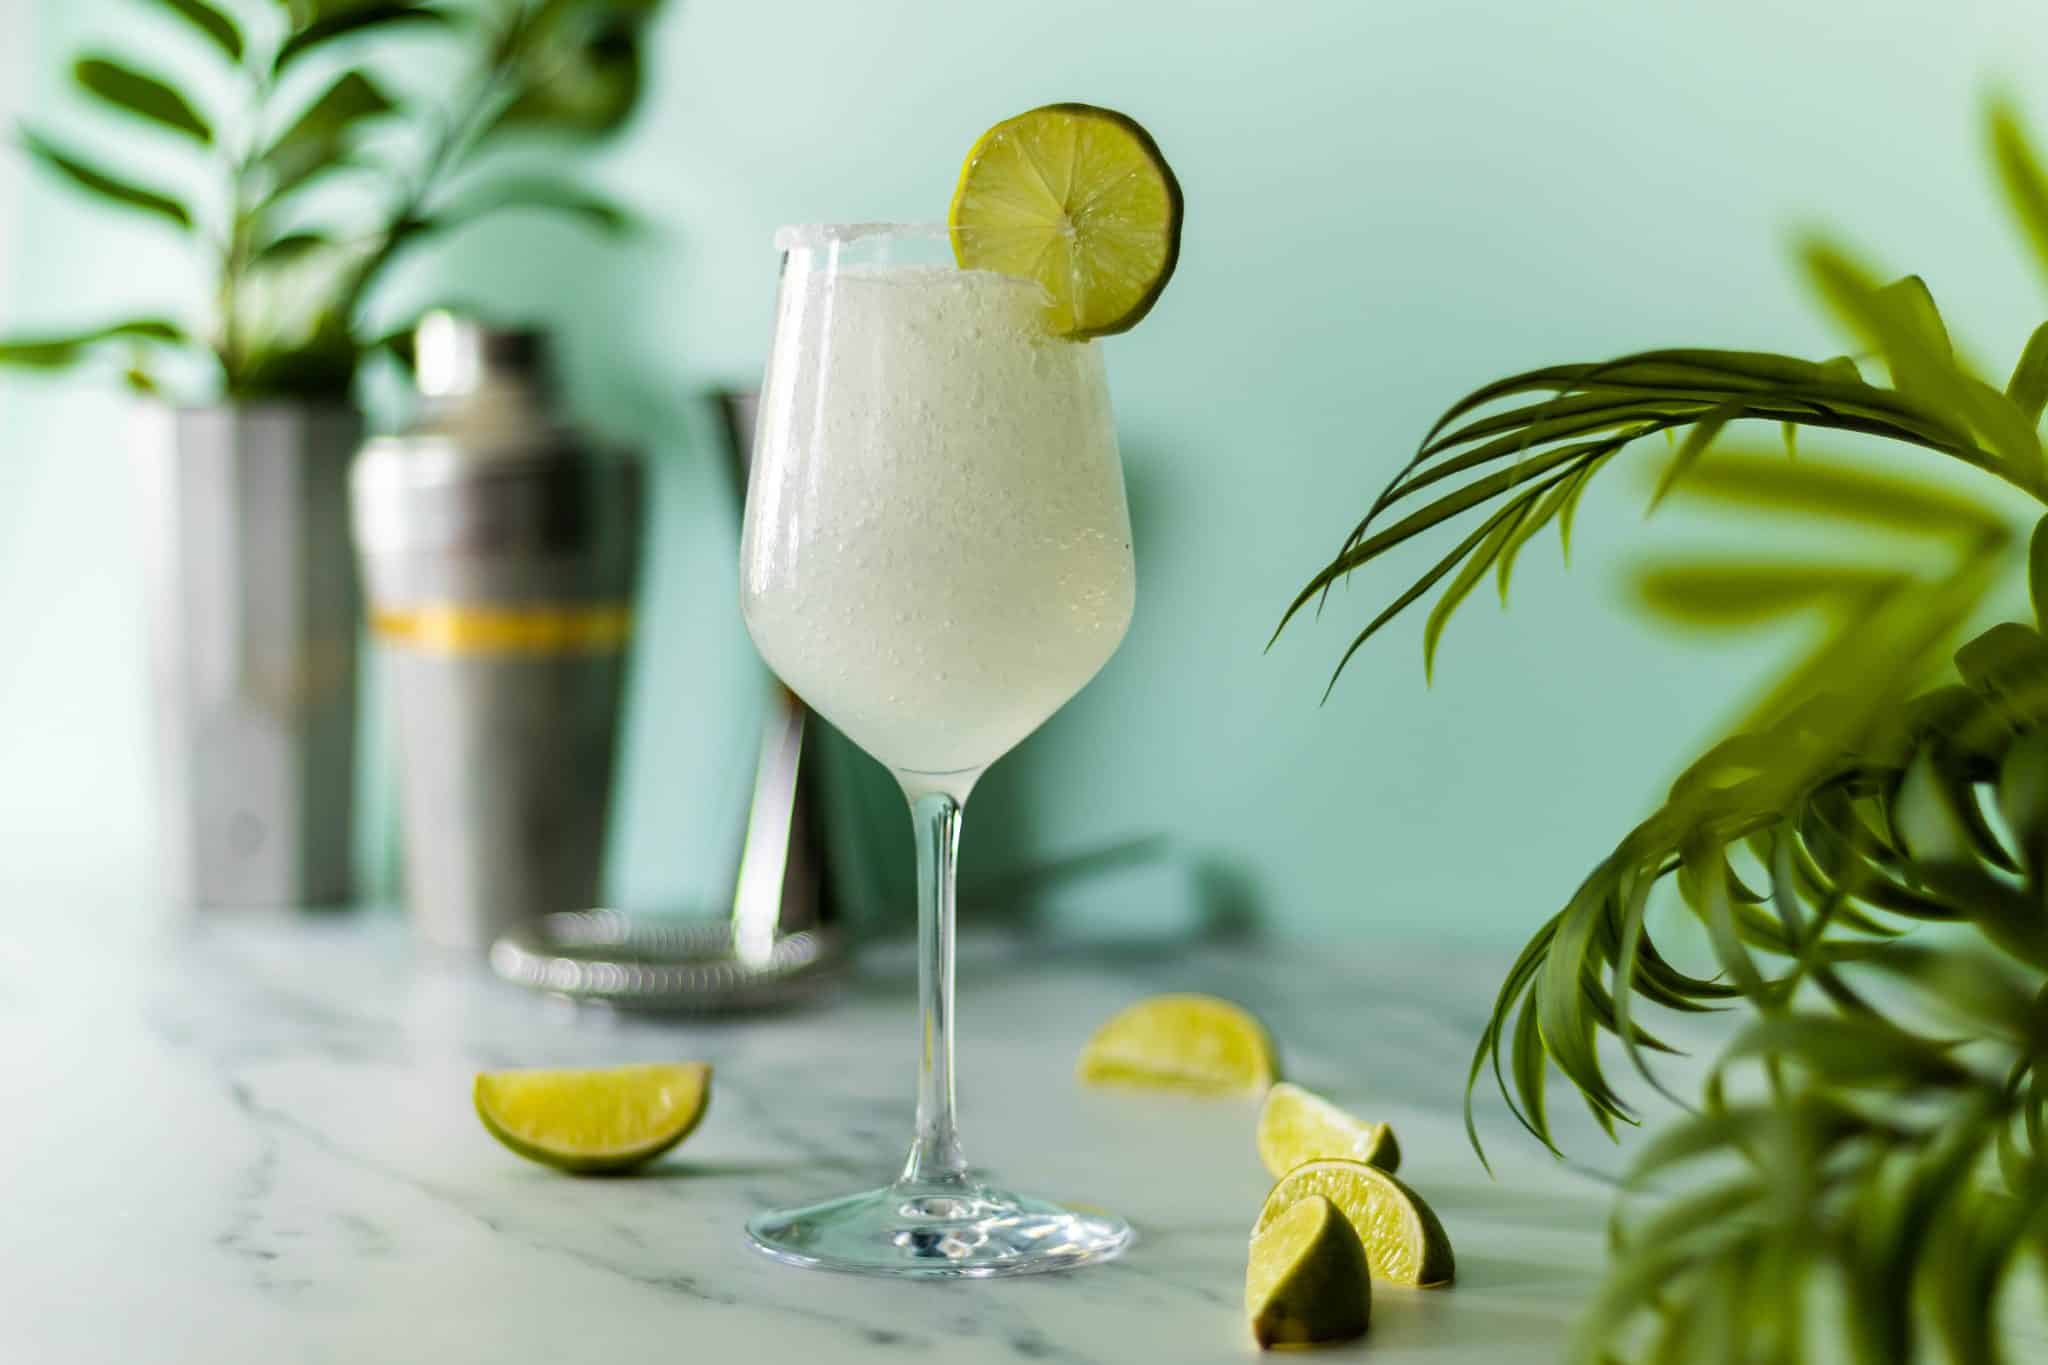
[1076,993,1277,1096]
[474,1062,712,1174]
[1257,1081,1402,1178]
[949,102,1183,338]
[1245,1194,1372,1349]
[1255,1159,1455,1287]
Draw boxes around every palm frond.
[1282,97,2048,1364]
[1270,239,2048,696]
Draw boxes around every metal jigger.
[488,391,844,1011]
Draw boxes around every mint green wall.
[8,0,2048,938]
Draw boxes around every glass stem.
[900,789,967,1187]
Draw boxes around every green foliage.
[418,175,632,234]
[18,125,191,227]
[259,70,395,195]
[0,318,185,366]
[147,0,243,60]
[2,0,667,401]
[1281,103,2048,1362]
[73,57,213,143]
[490,0,657,134]
[272,3,452,74]
[1991,95,2048,279]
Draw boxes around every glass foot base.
[745,1174,1134,1278]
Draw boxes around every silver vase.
[135,402,362,909]
[351,316,642,952]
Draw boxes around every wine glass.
[737,223,1137,1277]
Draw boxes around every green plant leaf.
[274,2,451,74]
[1631,563,1908,629]
[263,155,374,211]
[1376,427,1641,538]
[1921,862,2048,972]
[2032,514,2048,631]
[146,0,243,61]
[73,57,212,143]
[1496,454,1588,600]
[1537,880,1640,1136]
[1953,621,2048,731]
[18,126,191,228]
[1996,729,2048,877]
[1466,915,1564,1168]
[261,71,394,196]
[1571,1182,1767,1364]
[1276,348,2019,691]
[1423,489,1533,679]
[1282,98,2048,1365]
[0,317,185,368]
[491,0,655,136]
[1937,742,2020,872]
[1991,95,2048,289]
[1802,243,2043,476]
[1626,1101,1868,1185]
[1417,350,1975,459]
[1894,746,1997,868]
[1316,490,1555,699]
[1278,442,1592,644]
[1508,987,1550,1152]
[1556,449,1611,561]
[1875,273,1955,362]
[1856,942,2042,1049]
[1685,836,1773,1003]
[1720,1012,1980,1090]
[1378,358,1983,539]
[2006,321,2048,424]
[1642,446,2007,540]
[423,177,630,234]
[1930,1188,2031,1365]
[1418,391,1703,462]
[249,229,335,267]
[1647,402,1738,511]
[1609,867,1695,1108]
[1765,549,2002,744]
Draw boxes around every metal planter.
[134,403,361,909]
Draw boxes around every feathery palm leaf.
[1281,99,2048,1362]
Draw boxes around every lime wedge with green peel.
[1076,993,1277,1096]
[949,102,1183,339]
[1257,1082,1402,1178]
[1256,1159,1455,1287]
[475,1062,712,1174]
[1245,1194,1372,1349]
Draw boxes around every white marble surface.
[0,909,1628,1364]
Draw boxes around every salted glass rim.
[770,221,1060,310]
[773,221,947,252]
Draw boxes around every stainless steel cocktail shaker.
[350,315,642,951]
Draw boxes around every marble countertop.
[2,910,1628,1364]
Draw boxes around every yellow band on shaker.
[369,603,634,655]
